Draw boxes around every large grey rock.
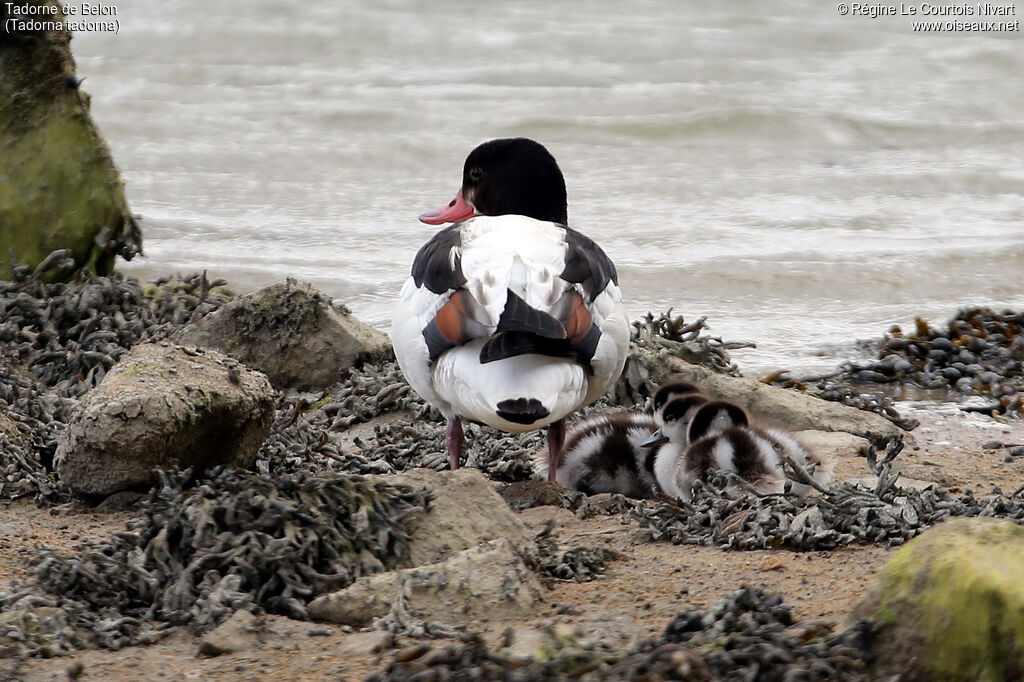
[173,281,390,390]
[636,352,906,444]
[380,468,534,567]
[55,342,275,495]
[0,1,141,279]
[308,539,542,627]
[851,518,1024,681]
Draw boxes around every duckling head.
[686,400,749,443]
[651,381,702,425]
[641,393,709,447]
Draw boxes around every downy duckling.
[650,399,832,500]
[650,381,701,425]
[540,412,661,498]
[641,392,710,449]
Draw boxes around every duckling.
[640,392,710,448]
[650,381,701,425]
[652,399,832,500]
[540,411,661,498]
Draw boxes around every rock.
[335,630,393,657]
[793,430,870,481]
[94,490,147,512]
[173,281,391,390]
[55,342,275,495]
[516,505,579,530]
[309,470,542,628]
[851,518,1024,680]
[645,355,905,444]
[0,2,141,279]
[196,610,262,657]
[380,468,534,567]
[792,430,869,459]
[307,538,542,628]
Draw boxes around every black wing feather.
[479,326,601,369]
[559,227,618,302]
[495,289,566,338]
[411,225,465,294]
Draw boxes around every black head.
[652,381,702,415]
[687,400,749,443]
[462,138,568,224]
[661,394,709,425]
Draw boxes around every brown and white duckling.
[641,392,710,449]
[650,381,701,425]
[650,399,832,501]
[539,412,661,498]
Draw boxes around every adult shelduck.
[390,138,629,481]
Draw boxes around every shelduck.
[390,138,630,481]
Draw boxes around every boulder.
[309,469,542,628]
[0,1,141,279]
[173,281,391,390]
[379,468,534,567]
[308,538,542,627]
[196,610,262,657]
[851,518,1024,681]
[634,352,906,444]
[55,342,275,495]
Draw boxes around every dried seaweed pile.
[255,362,558,482]
[0,369,65,501]
[772,307,1024,419]
[534,522,615,584]
[1,256,231,399]
[661,586,875,680]
[635,440,1024,551]
[630,310,752,377]
[365,586,874,681]
[0,468,432,653]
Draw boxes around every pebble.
[780,308,1023,418]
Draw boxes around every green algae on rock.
[852,517,1024,681]
[0,1,141,280]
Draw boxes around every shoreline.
[2,271,1023,679]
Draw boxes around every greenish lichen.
[0,1,140,280]
[873,519,1024,680]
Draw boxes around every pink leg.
[546,419,565,483]
[446,417,464,470]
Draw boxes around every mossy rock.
[54,342,275,495]
[172,281,392,390]
[0,1,141,280]
[852,517,1024,680]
